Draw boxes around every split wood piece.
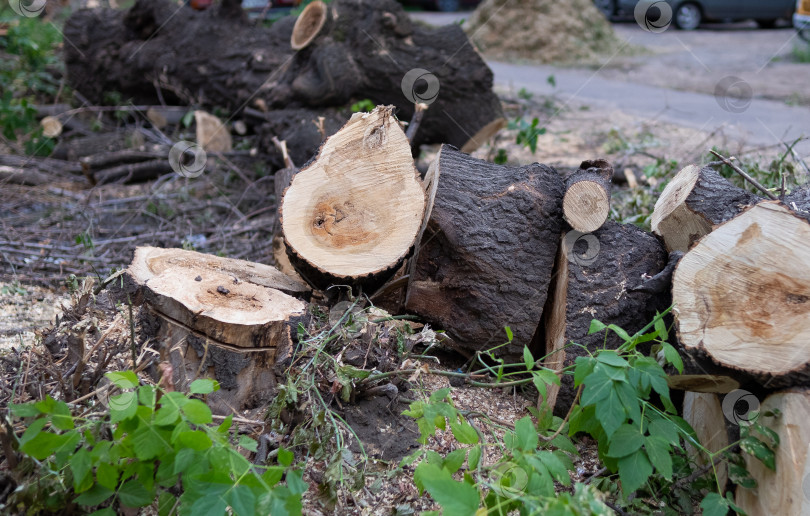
[272,166,302,280]
[665,349,744,394]
[673,202,810,388]
[735,389,810,516]
[64,0,504,153]
[682,392,735,490]
[405,145,564,357]
[280,106,425,292]
[126,246,309,348]
[290,0,328,50]
[562,159,613,233]
[651,164,761,253]
[541,220,669,415]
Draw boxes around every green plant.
[7,373,306,515]
[792,41,810,63]
[508,117,546,154]
[350,99,376,113]
[1,281,28,296]
[493,148,508,165]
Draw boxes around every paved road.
[411,12,810,157]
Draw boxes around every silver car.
[595,0,796,30]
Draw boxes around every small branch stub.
[562,159,613,233]
[291,1,328,50]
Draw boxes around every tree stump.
[280,106,426,292]
[652,165,760,253]
[562,159,613,233]
[125,247,309,412]
[540,220,669,414]
[673,202,810,388]
[405,145,564,357]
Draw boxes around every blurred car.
[595,0,796,30]
[797,0,810,40]
[398,0,482,12]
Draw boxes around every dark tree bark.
[405,145,564,358]
[540,220,669,415]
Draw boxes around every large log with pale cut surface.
[651,165,760,253]
[673,201,810,388]
[125,247,309,411]
[540,220,669,415]
[562,159,613,233]
[735,389,810,516]
[63,0,504,154]
[405,145,564,357]
[682,392,733,490]
[280,106,426,292]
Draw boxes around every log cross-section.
[562,158,613,233]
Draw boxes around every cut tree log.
[735,389,810,516]
[673,201,810,388]
[125,247,310,412]
[405,145,564,357]
[63,0,504,154]
[540,220,669,415]
[280,106,426,292]
[290,1,328,50]
[682,392,733,490]
[652,164,760,253]
[665,350,744,394]
[562,159,613,233]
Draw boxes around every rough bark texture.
[673,201,810,389]
[541,220,669,415]
[562,159,613,233]
[785,185,810,223]
[405,145,564,357]
[63,0,504,154]
[256,108,347,172]
[652,165,761,253]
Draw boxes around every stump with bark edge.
[672,201,810,388]
[280,106,425,292]
[651,165,760,253]
[405,145,564,357]
[125,247,309,412]
[562,159,613,233]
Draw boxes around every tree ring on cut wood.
[291,0,328,50]
[673,202,810,382]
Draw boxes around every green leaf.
[88,509,116,516]
[606,324,631,342]
[740,436,776,470]
[596,351,629,368]
[449,418,479,445]
[617,449,653,496]
[648,418,680,446]
[514,416,538,452]
[753,423,780,448]
[20,429,76,460]
[588,319,607,335]
[644,436,673,479]
[176,430,212,451]
[132,420,169,460]
[190,378,219,394]
[442,448,467,474]
[70,448,92,491]
[594,385,625,438]
[573,356,596,387]
[661,343,684,374]
[653,313,669,342]
[238,435,258,452]
[415,463,480,516]
[74,484,114,506]
[700,492,731,516]
[227,485,256,516]
[154,404,180,426]
[190,492,228,516]
[217,414,233,433]
[34,396,74,430]
[278,447,294,467]
[96,461,119,491]
[729,462,756,489]
[118,479,154,508]
[181,399,212,425]
[109,391,138,422]
[105,371,138,389]
[523,346,534,370]
[9,402,40,417]
[504,326,513,342]
[607,424,643,458]
[581,369,613,406]
[138,385,157,408]
[158,491,177,516]
[467,445,481,471]
[429,388,451,403]
[537,450,570,485]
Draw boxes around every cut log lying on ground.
[540,220,669,415]
[280,106,425,292]
[735,389,810,516]
[673,201,810,389]
[562,159,613,233]
[64,0,504,154]
[651,164,760,253]
[405,145,564,357]
[125,246,309,412]
[682,392,734,490]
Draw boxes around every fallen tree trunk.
[64,0,505,154]
[405,145,564,357]
[125,246,310,412]
[562,159,613,233]
[651,165,760,253]
[735,389,810,516]
[540,220,669,414]
[673,201,810,389]
[280,106,426,292]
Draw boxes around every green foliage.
[7,373,306,515]
[493,149,508,165]
[1,280,28,296]
[709,145,806,195]
[792,41,810,63]
[350,99,376,113]
[508,117,546,154]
